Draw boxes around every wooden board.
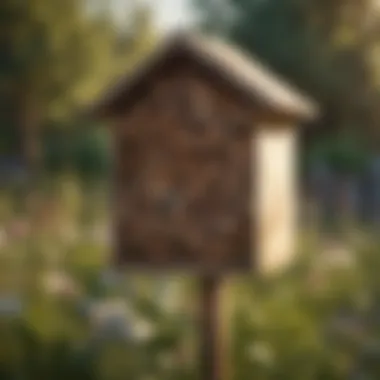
[112,59,253,273]
[255,126,297,274]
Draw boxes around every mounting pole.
[199,275,231,380]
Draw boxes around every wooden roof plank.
[89,31,319,121]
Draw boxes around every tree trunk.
[18,92,43,215]
[337,175,358,234]
[20,98,42,182]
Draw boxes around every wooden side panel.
[255,126,297,274]
[113,60,253,273]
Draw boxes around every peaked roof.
[90,31,319,121]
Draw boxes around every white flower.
[89,299,132,328]
[88,299,135,340]
[89,299,156,342]
[132,318,155,342]
[158,280,182,313]
[319,242,355,269]
[246,341,274,366]
[42,271,79,297]
[91,223,111,245]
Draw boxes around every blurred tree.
[193,0,380,141]
[71,126,111,184]
[0,0,156,180]
[193,0,380,226]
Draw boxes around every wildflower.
[0,295,23,317]
[90,223,111,246]
[319,241,355,270]
[88,298,134,340]
[132,317,155,341]
[246,341,275,366]
[89,298,132,327]
[88,298,156,342]
[156,279,182,313]
[42,270,80,297]
[99,269,122,289]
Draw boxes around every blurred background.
[2,0,380,379]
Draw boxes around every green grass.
[1,180,380,379]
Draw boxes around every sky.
[148,0,196,31]
[110,0,196,32]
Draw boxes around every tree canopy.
[193,0,380,136]
[1,0,156,178]
[193,0,380,174]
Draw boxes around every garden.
[1,178,380,379]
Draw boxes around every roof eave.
[87,31,320,123]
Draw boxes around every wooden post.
[199,275,230,380]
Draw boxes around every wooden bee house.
[91,31,318,275]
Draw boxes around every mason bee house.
[91,32,318,274]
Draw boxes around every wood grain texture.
[113,57,253,273]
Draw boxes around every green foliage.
[231,238,380,380]
[41,123,112,181]
[42,127,72,174]
[72,127,111,182]
[193,0,338,101]
[306,133,371,175]
[1,183,380,379]
[193,0,380,140]
[1,0,156,167]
